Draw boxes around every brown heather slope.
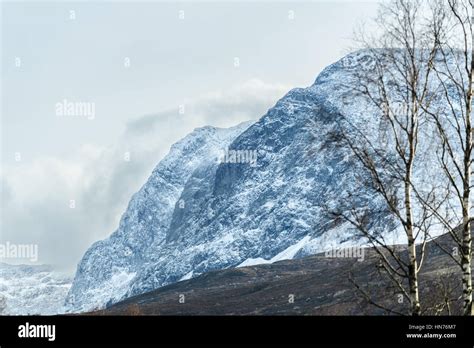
[92,232,469,315]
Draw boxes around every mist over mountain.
[0,263,71,315]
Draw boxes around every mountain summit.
[65,51,424,312]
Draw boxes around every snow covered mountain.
[65,50,445,313]
[0,263,71,315]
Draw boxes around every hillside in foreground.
[92,232,466,316]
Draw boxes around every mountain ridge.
[65,49,453,313]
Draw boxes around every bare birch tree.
[416,0,474,315]
[330,0,441,315]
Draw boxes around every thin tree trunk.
[461,32,473,314]
[406,192,421,315]
[406,96,421,316]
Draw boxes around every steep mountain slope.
[65,123,252,311]
[66,50,448,313]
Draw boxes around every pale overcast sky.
[1,0,381,271]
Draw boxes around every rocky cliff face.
[65,50,446,312]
